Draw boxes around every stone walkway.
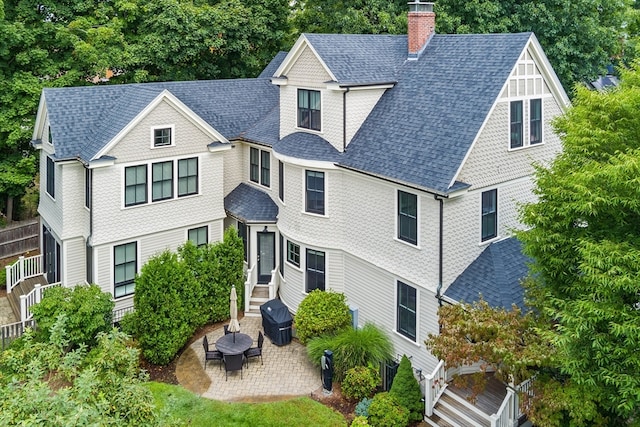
[0,294,17,325]
[191,316,321,401]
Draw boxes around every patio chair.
[223,353,244,380]
[202,335,223,369]
[244,331,264,367]
[224,324,231,335]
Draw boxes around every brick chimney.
[408,1,435,59]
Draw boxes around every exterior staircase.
[244,283,270,317]
[6,275,48,321]
[426,388,492,427]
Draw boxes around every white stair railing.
[244,266,256,312]
[268,267,279,300]
[5,254,44,293]
[19,282,62,321]
[490,388,516,427]
[424,360,447,416]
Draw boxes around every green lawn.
[146,382,347,427]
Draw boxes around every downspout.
[342,87,350,152]
[434,194,444,307]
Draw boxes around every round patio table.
[215,332,253,355]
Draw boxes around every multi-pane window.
[125,165,147,206]
[85,168,92,209]
[305,170,325,215]
[279,234,284,278]
[178,157,198,196]
[114,242,136,298]
[398,190,417,245]
[250,147,270,187]
[397,281,417,341]
[306,249,325,292]
[287,240,300,267]
[188,226,207,247]
[261,150,270,187]
[238,222,248,262]
[298,89,321,131]
[154,127,172,147]
[250,147,259,183]
[46,156,55,198]
[481,189,498,242]
[152,161,173,201]
[510,100,523,149]
[530,98,542,144]
[278,161,284,202]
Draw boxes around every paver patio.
[193,316,321,401]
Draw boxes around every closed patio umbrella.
[228,285,241,342]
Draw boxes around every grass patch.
[146,382,347,427]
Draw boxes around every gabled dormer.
[271,34,401,153]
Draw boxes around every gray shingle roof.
[224,183,278,223]
[444,237,530,310]
[303,34,407,84]
[259,51,288,78]
[45,79,278,162]
[272,132,343,162]
[339,33,532,194]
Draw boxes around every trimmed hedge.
[368,392,409,427]
[294,289,351,344]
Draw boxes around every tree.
[426,299,550,395]
[518,64,640,423]
[389,355,423,422]
[292,0,407,35]
[435,0,631,92]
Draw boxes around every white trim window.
[510,98,543,149]
[178,157,198,197]
[305,170,325,215]
[124,165,147,206]
[306,248,325,292]
[397,190,418,245]
[481,189,498,242]
[287,240,300,267]
[298,89,321,131]
[152,161,173,201]
[46,156,55,199]
[250,147,270,187]
[397,280,417,341]
[151,125,175,148]
[188,226,208,247]
[114,242,137,298]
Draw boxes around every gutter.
[343,87,350,152]
[434,194,445,306]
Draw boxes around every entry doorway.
[257,231,275,283]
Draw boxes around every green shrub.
[342,365,380,401]
[179,228,245,324]
[350,415,370,426]
[294,289,351,344]
[367,392,409,427]
[389,355,424,422]
[31,284,114,348]
[355,397,373,417]
[127,250,199,365]
[307,322,392,381]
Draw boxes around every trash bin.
[260,299,293,346]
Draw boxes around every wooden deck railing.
[425,360,447,416]
[5,254,43,293]
[490,388,516,427]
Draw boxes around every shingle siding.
[60,162,89,240]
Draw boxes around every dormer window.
[298,89,321,131]
[152,126,173,147]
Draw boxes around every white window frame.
[113,241,138,299]
[303,169,327,217]
[395,279,420,344]
[296,88,323,133]
[508,98,544,151]
[395,189,420,247]
[150,124,175,148]
[480,188,498,243]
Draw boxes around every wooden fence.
[0,218,39,260]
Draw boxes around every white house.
[31,1,569,381]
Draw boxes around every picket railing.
[244,266,257,312]
[490,388,516,427]
[6,254,43,293]
[19,282,62,321]
[424,360,447,416]
[1,319,36,351]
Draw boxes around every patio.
[185,316,321,401]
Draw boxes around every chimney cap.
[408,1,434,13]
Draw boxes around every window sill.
[301,210,328,218]
[479,235,500,246]
[114,293,135,301]
[393,330,421,347]
[295,126,323,135]
[508,141,545,152]
[394,237,421,250]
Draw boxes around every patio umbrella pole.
[229,285,241,343]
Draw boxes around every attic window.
[152,126,173,147]
[298,89,321,131]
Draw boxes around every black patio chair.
[223,353,244,380]
[224,324,231,335]
[244,331,264,368]
[202,335,223,369]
